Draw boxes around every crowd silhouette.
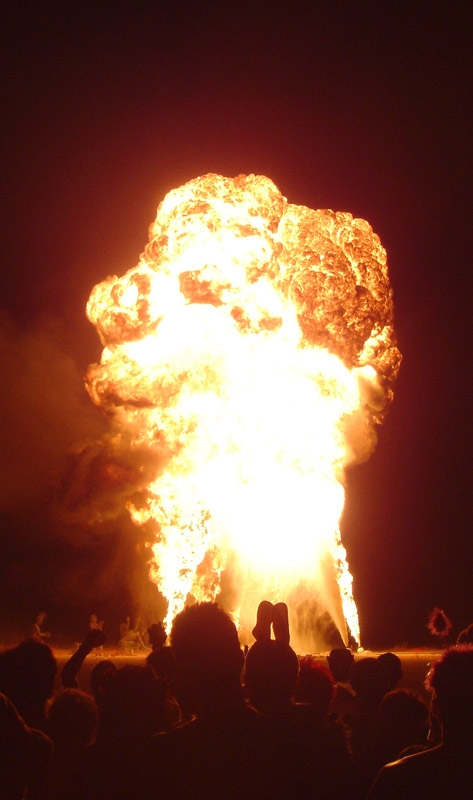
[0,601,472,799]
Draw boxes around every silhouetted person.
[244,640,357,799]
[144,602,313,799]
[346,656,390,796]
[0,638,57,729]
[0,691,52,799]
[146,644,177,687]
[30,612,51,642]
[327,647,355,684]
[294,655,358,799]
[378,688,429,763]
[377,651,403,691]
[147,621,167,649]
[89,614,104,631]
[89,659,117,713]
[42,688,99,800]
[326,647,358,730]
[85,664,169,799]
[296,655,335,726]
[146,624,181,727]
[146,620,175,686]
[349,656,389,711]
[368,645,473,798]
[244,638,299,718]
[88,614,105,657]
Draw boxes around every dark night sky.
[1,1,472,648]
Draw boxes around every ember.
[85,174,401,652]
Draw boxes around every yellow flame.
[85,173,401,652]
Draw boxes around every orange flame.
[85,174,401,652]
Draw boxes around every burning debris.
[84,173,401,652]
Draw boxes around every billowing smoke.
[0,312,122,640]
[81,174,401,652]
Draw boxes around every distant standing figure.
[89,614,104,632]
[89,614,105,656]
[31,612,51,642]
[119,616,131,642]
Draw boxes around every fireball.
[85,173,401,652]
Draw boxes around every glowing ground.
[52,648,441,704]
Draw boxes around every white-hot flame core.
[85,173,401,652]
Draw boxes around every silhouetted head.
[46,688,98,749]
[0,638,57,726]
[147,646,177,683]
[377,652,403,691]
[148,621,167,649]
[295,656,334,722]
[99,664,167,740]
[170,602,244,712]
[379,688,429,754]
[89,659,117,709]
[426,645,473,738]
[326,647,355,682]
[244,639,299,714]
[349,657,388,707]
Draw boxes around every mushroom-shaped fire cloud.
[85,173,401,652]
